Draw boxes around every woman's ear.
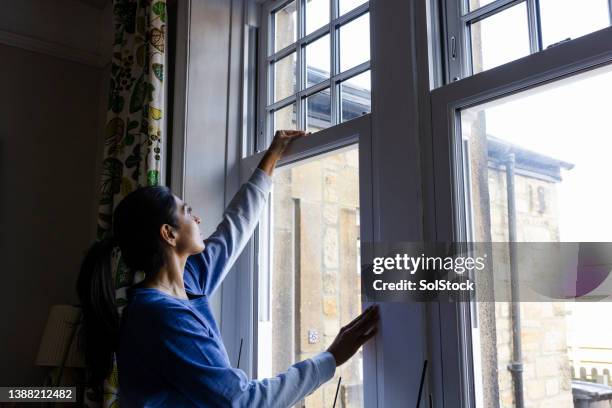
[160,224,178,247]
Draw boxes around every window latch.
[450,36,457,60]
[547,37,572,49]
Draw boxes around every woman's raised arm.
[183,131,307,296]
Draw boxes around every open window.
[221,0,376,406]
[253,118,372,407]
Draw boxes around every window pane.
[306,35,331,88]
[274,1,297,53]
[340,71,371,123]
[274,52,297,102]
[470,4,530,74]
[339,0,367,15]
[468,0,496,12]
[273,103,297,133]
[540,0,610,49]
[260,147,363,407]
[460,64,612,407]
[306,0,330,35]
[339,13,370,72]
[306,88,332,132]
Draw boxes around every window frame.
[429,24,612,408]
[220,0,378,404]
[440,0,612,82]
[226,112,378,405]
[255,0,371,153]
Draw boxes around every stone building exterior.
[485,137,575,408]
[267,132,580,408]
[268,149,362,408]
[463,99,578,407]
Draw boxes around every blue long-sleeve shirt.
[117,168,336,407]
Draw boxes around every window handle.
[450,36,460,81]
[547,37,572,49]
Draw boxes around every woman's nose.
[195,215,201,224]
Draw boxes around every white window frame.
[429,23,612,407]
[222,113,379,404]
[440,0,612,82]
[255,0,371,152]
[174,0,447,405]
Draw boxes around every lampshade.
[36,305,86,368]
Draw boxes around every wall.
[0,0,111,386]
[176,0,250,339]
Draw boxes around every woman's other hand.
[326,304,379,366]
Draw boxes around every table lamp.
[35,305,86,387]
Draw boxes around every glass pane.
[339,13,370,72]
[260,147,363,407]
[273,103,297,134]
[470,3,530,74]
[306,35,331,88]
[340,71,371,123]
[306,88,332,132]
[274,1,297,53]
[460,64,612,407]
[540,0,610,49]
[339,0,367,15]
[468,0,496,12]
[274,52,297,102]
[306,0,330,35]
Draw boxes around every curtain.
[87,0,167,406]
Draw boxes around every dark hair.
[76,186,179,389]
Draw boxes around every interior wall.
[0,0,110,386]
[180,0,246,321]
[0,43,103,386]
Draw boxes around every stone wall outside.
[271,149,362,407]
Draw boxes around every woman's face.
[173,196,205,255]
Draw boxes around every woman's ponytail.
[76,236,120,389]
[75,185,179,390]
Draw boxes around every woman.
[77,130,379,407]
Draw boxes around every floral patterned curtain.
[88,0,167,406]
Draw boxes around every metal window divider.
[526,0,543,54]
[265,1,370,138]
[297,0,305,131]
[331,0,340,125]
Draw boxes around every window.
[430,9,612,406]
[231,1,376,406]
[258,147,363,407]
[260,0,371,146]
[244,115,372,407]
[440,0,612,81]
[461,64,612,408]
